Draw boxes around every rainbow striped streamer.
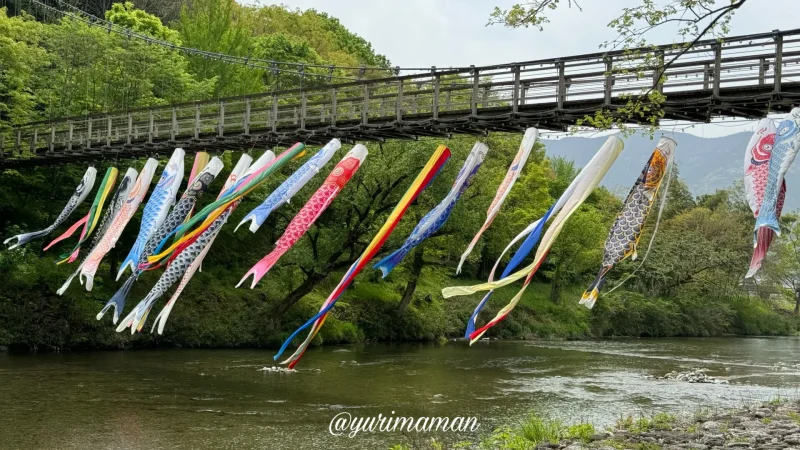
[44,167,119,263]
[147,143,305,265]
[443,136,624,343]
[275,145,452,368]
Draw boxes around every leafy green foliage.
[0,1,795,352]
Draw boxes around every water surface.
[1,337,799,449]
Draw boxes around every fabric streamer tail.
[579,267,611,309]
[237,251,281,289]
[465,290,494,337]
[746,227,776,278]
[97,274,137,324]
[43,217,88,251]
[373,248,409,279]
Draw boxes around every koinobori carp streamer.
[580,137,676,309]
[743,119,785,278]
[88,167,138,252]
[238,144,368,289]
[145,143,306,265]
[275,144,451,368]
[56,159,158,295]
[136,150,276,334]
[100,157,223,324]
[44,166,119,264]
[237,139,341,233]
[443,136,624,343]
[118,149,185,279]
[456,128,537,274]
[755,107,800,237]
[4,166,97,250]
[374,142,487,278]
[150,154,255,335]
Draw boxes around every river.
[1,337,799,449]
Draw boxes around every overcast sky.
[245,0,796,138]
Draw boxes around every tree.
[761,216,800,315]
[489,1,749,134]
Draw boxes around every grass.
[615,413,677,433]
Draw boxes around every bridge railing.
[5,28,800,160]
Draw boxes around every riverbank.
[398,399,800,450]
[1,266,798,351]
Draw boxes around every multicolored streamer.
[44,167,119,264]
[236,139,341,233]
[146,143,306,265]
[374,142,487,277]
[275,144,451,368]
[443,136,624,343]
[150,154,255,335]
[100,157,223,324]
[56,160,158,294]
[456,128,538,274]
[238,145,368,289]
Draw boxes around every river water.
[1,338,799,449]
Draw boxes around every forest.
[0,0,798,351]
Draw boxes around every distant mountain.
[540,132,800,210]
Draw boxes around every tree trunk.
[795,288,800,316]
[277,271,327,316]
[397,247,425,314]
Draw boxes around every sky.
[243,0,796,138]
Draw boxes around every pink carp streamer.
[456,128,538,274]
[743,119,784,278]
[238,145,368,289]
[56,160,158,295]
[443,136,624,343]
[275,145,452,368]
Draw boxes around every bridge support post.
[271,94,278,132]
[68,121,73,152]
[512,65,521,113]
[396,81,403,122]
[126,114,132,145]
[362,84,370,125]
[604,56,613,106]
[713,43,722,97]
[653,50,664,94]
[86,119,92,149]
[194,104,200,140]
[15,129,21,155]
[557,60,566,109]
[218,102,225,137]
[331,88,337,126]
[432,73,440,121]
[106,116,112,148]
[244,99,251,135]
[148,112,154,144]
[31,128,37,154]
[471,66,479,116]
[300,93,307,130]
[774,34,783,93]
[171,108,177,141]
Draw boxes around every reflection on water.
[1,337,799,449]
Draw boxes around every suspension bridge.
[3,28,800,168]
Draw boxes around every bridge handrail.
[14,27,800,128]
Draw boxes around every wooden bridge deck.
[3,28,800,168]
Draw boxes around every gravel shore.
[544,401,800,450]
